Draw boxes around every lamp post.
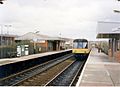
[4,25,12,34]
[0,25,3,58]
[59,33,62,50]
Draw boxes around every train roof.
[73,39,88,42]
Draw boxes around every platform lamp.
[114,9,120,13]
[4,25,12,35]
[0,0,4,4]
[113,0,120,12]
[59,33,62,50]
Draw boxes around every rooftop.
[0,34,17,38]
[15,32,68,41]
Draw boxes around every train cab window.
[73,42,88,48]
[78,42,83,48]
[73,42,78,48]
[83,42,88,48]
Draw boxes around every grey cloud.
[0,0,120,40]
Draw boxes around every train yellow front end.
[72,39,90,60]
[72,48,90,54]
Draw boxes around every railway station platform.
[76,48,120,86]
[0,49,72,79]
[0,49,71,66]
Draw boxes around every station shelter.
[15,32,66,56]
[46,37,65,51]
[97,21,120,62]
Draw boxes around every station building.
[15,32,67,56]
[0,34,15,46]
[97,21,120,62]
[0,32,72,58]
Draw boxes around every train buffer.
[76,48,120,86]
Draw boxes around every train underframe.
[74,53,89,61]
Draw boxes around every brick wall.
[108,49,112,57]
[115,51,120,62]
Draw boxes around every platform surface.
[76,48,120,86]
[0,49,71,66]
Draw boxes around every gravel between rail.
[17,58,75,86]
[46,60,85,86]
[0,54,73,86]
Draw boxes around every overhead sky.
[0,0,120,40]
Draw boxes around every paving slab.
[76,48,120,86]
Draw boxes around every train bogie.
[74,53,88,60]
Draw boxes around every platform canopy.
[97,21,120,39]
[15,32,65,41]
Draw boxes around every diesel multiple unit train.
[72,39,90,60]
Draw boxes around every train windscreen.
[73,42,88,48]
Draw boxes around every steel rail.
[45,60,85,86]
[45,60,76,86]
[0,54,73,86]
[12,54,73,86]
[69,61,85,86]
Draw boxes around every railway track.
[0,53,73,86]
[17,57,75,86]
[45,60,85,86]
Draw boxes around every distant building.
[0,34,15,46]
[63,38,73,49]
[97,21,120,62]
[0,34,16,58]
